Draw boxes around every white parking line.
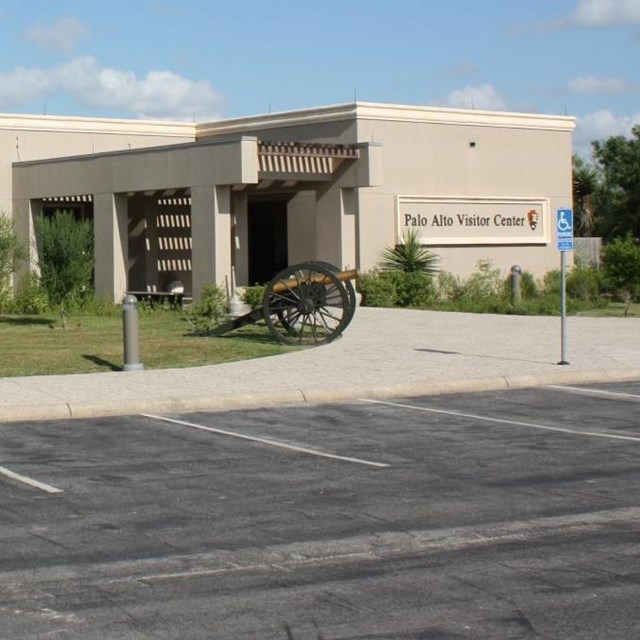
[362,399,640,443]
[141,414,390,468]
[0,465,63,494]
[546,385,640,401]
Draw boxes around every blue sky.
[0,0,638,158]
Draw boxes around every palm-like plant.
[378,228,440,273]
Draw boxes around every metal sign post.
[556,208,574,365]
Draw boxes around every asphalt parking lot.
[2,381,640,639]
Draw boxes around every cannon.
[211,261,358,346]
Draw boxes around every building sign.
[396,196,550,245]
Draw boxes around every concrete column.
[191,184,231,301]
[11,199,42,288]
[126,196,146,292]
[232,192,248,287]
[340,188,357,270]
[94,193,128,301]
[314,186,357,270]
[287,192,316,265]
[143,197,160,291]
[355,191,394,272]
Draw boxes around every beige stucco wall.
[7,102,575,301]
[353,105,574,280]
[208,103,575,282]
[1,114,195,217]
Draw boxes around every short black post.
[122,294,143,372]
[510,264,522,306]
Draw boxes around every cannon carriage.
[212,261,358,346]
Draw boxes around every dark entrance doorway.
[248,200,288,284]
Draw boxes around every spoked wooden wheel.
[314,261,357,328]
[263,262,351,345]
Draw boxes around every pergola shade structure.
[13,136,379,301]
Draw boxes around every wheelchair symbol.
[557,210,572,233]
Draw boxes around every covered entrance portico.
[12,138,381,301]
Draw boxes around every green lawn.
[0,311,297,377]
[576,301,640,317]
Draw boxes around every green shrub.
[73,293,121,316]
[360,259,613,317]
[185,284,228,334]
[511,296,561,316]
[566,260,603,302]
[357,271,397,307]
[542,269,561,296]
[431,262,546,314]
[357,269,436,308]
[242,284,266,310]
[13,273,48,315]
[435,271,463,302]
[459,260,504,301]
[0,289,12,313]
[386,270,435,307]
[450,295,512,314]
[542,262,604,303]
[501,270,540,305]
[602,234,640,313]
[35,210,94,326]
[519,271,539,299]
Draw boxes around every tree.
[602,233,640,315]
[35,210,94,325]
[572,155,599,237]
[592,125,640,241]
[0,215,26,297]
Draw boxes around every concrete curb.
[3,368,640,424]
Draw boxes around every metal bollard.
[122,294,143,371]
[510,265,522,306]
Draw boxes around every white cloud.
[0,56,224,120]
[25,16,89,54]
[0,67,53,104]
[567,75,637,94]
[442,84,508,111]
[535,0,640,29]
[574,109,640,158]
[567,0,640,26]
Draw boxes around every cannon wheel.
[271,261,355,340]
[263,262,351,346]
[314,261,357,328]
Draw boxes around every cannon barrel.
[210,262,358,345]
[271,268,358,294]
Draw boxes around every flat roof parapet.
[196,101,576,137]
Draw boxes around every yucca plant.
[378,228,440,274]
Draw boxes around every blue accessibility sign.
[556,208,574,251]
